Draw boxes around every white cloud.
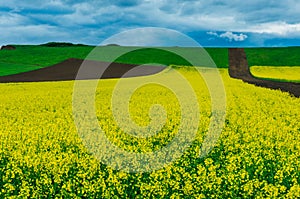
[220,32,248,41]
[245,22,300,36]
[0,13,30,27]
[0,25,69,44]
[207,31,218,37]
[207,31,248,42]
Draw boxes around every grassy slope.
[0,45,300,76]
[0,46,227,76]
[245,47,300,66]
[0,45,93,76]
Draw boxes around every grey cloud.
[0,0,299,46]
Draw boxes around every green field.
[0,67,299,198]
[0,45,93,76]
[0,45,228,76]
[245,47,300,67]
[1,45,300,76]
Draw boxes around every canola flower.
[250,66,300,82]
[0,68,299,198]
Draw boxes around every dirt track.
[229,48,300,97]
[1,52,299,97]
[0,58,165,83]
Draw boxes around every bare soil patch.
[1,45,16,50]
[0,58,165,83]
[229,48,300,97]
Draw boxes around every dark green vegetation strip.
[245,47,300,67]
[114,48,228,67]
[205,48,229,68]
[0,45,299,76]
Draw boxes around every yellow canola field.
[0,68,299,198]
[251,66,300,82]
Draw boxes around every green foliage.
[0,68,299,198]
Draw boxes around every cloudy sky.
[1,0,300,47]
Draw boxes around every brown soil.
[0,58,165,83]
[229,48,300,97]
[1,45,16,50]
